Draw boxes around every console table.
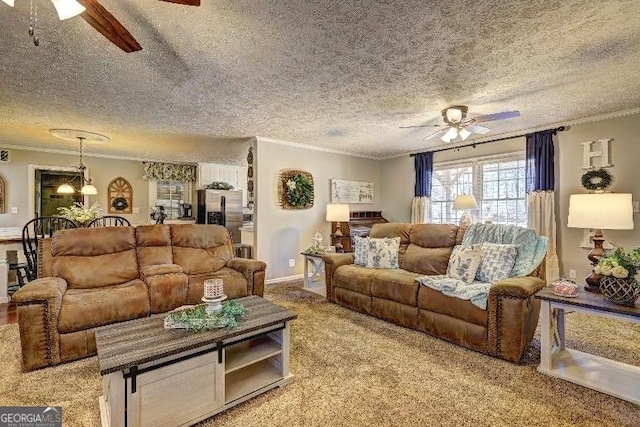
[535,287,639,405]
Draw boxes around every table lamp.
[326,203,350,252]
[452,194,479,226]
[567,193,634,292]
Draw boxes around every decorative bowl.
[551,279,578,298]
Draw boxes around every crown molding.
[256,136,381,160]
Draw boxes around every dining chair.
[22,216,78,283]
[87,215,131,227]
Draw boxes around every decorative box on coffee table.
[95,296,297,427]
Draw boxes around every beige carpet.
[1,281,639,427]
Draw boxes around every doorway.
[35,170,82,217]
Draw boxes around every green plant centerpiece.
[164,300,246,331]
[205,181,234,190]
[594,247,640,305]
[57,202,101,226]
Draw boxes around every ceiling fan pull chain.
[29,0,40,46]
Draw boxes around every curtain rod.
[410,126,566,156]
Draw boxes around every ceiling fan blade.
[472,110,520,123]
[77,0,142,53]
[466,124,491,134]
[160,0,201,5]
[424,128,447,141]
[399,124,440,129]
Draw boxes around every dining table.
[0,227,23,303]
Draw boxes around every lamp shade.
[441,127,458,142]
[326,203,350,222]
[1,0,15,7]
[453,194,479,211]
[81,184,98,195]
[51,0,86,20]
[57,183,75,194]
[567,193,634,230]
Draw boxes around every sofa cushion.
[369,223,412,257]
[136,225,174,269]
[401,245,453,276]
[353,236,369,266]
[417,285,488,326]
[58,279,150,333]
[371,269,421,306]
[366,237,400,269]
[446,245,482,283]
[171,224,233,275]
[186,268,248,304]
[334,264,375,295]
[475,243,518,283]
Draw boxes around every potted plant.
[57,202,101,227]
[594,247,640,305]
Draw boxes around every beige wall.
[255,138,382,280]
[557,113,640,281]
[0,148,151,227]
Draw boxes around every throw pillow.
[475,243,518,282]
[353,236,369,266]
[365,237,401,269]
[446,245,482,283]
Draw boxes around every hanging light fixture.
[50,129,109,196]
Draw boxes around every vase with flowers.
[57,202,101,227]
[594,247,640,305]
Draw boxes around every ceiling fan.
[2,0,200,52]
[400,106,520,143]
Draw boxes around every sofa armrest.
[11,277,67,372]
[226,258,267,297]
[322,253,354,302]
[487,276,545,363]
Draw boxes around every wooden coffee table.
[535,287,639,405]
[95,296,297,427]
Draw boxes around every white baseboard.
[265,274,304,285]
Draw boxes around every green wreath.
[285,173,313,208]
[581,168,612,191]
[111,197,129,211]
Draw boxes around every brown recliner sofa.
[12,224,266,371]
[323,223,545,363]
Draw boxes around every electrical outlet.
[132,207,140,214]
[11,207,17,214]
[569,270,577,279]
[288,259,296,267]
[634,201,639,213]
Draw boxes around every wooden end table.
[301,252,325,289]
[535,287,640,405]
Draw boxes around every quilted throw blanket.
[415,275,492,310]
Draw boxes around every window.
[430,154,527,227]
[149,181,192,220]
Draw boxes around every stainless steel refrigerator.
[196,190,243,244]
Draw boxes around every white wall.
[0,148,151,227]
[255,138,382,280]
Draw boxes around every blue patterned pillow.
[353,236,369,266]
[365,237,400,269]
[475,243,518,282]
[446,245,482,283]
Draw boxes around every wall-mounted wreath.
[278,169,314,210]
[111,197,129,211]
[581,168,612,192]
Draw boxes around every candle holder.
[201,294,227,315]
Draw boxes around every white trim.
[27,164,90,220]
[265,274,304,285]
[434,151,525,169]
[256,136,380,160]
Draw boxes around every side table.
[535,287,640,405]
[301,252,325,291]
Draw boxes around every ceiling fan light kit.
[50,0,85,20]
[1,0,15,7]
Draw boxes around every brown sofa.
[12,224,266,371]
[323,223,545,363]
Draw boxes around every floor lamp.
[452,194,479,227]
[326,203,350,253]
[567,193,634,293]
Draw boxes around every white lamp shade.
[51,0,86,20]
[441,127,458,142]
[453,194,479,210]
[57,183,75,194]
[326,203,350,222]
[2,0,15,7]
[81,184,98,195]
[446,108,463,122]
[459,128,472,141]
[567,193,634,230]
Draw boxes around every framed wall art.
[278,169,314,210]
[108,176,133,214]
[330,179,374,204]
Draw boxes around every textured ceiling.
[1,0,640,162]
